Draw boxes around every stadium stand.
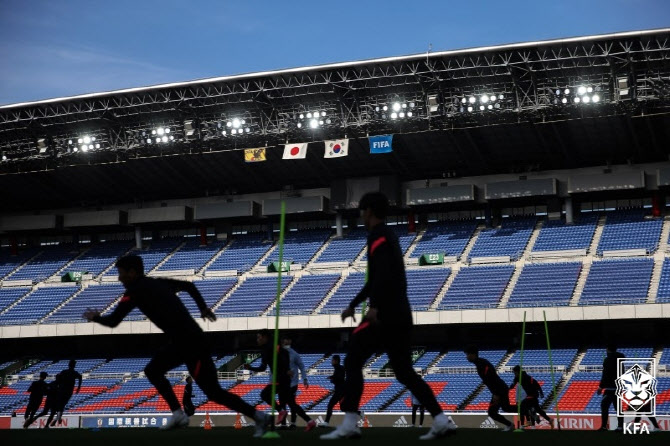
[507,262,581,307]
[205,233,272,273]
[268,274,340,315]
[314,227,367,263]
[263,229,331,266]
[468,218,535,261]
[596,210,663,255]
[0,286,79,325]
[438,265,514,309]
[7,244,78,282]
[411,220,477,260]
[215,276,292,317]
[62,240,133,278]
[531,214,598,252]
[156,238,226,272]
[578,258,653,305]
[406,268,450,311]
[43,283,125,324]
[319,272,366,314]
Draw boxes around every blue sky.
[0,0,668,105]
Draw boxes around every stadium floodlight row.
[0,29,669,171]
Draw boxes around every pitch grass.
[2,427,667,445]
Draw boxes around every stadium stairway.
[569,259,591,306]
[522,220,544,258]
[647,229,669,303]
[460,224,484,261]
[429,267,457,311]
[403,226,426,261]
[306,233,337,267]
[209,277,243,312]
[38,284,88,323]
[198,239,231,276]
[148,240,187,274]
[311,273,346,315]
[588,215,607,255]
[250,243,277,273]
[260,274,299,316]
[498,264,521,308]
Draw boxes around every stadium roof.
[1,28,669,211]
[1,28,667,110]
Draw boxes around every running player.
[84,255,270,436]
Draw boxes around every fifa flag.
[283,143,308,159]
[369,134,393,154]
[244,147,266,162]
[324,139,349,158]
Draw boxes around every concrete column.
[565,197,574,224]
[134,226,142,249]
[335,213,343,237]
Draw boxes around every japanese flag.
[324,139,349,158]
[283,143,308,159]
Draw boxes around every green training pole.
[544,310,560,431]
[263,201,286,440]
[514,311,527,432]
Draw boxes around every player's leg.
[145,347,185,412]
[488,394,513,428]
[289,385,298,426]
[419,405,425,427]
[324,391,341,423]
[386,333,441,417]
[340,322,378,414]
[412,404,418,426]
[320,322,377,439]
[191,353,262,420]
[600,390,614,430]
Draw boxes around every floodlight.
[592,94,600,103]
[392,102,401,112]
[310,119,318,128]
[578,86,587,95]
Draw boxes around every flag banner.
[283,143,308,159]
[324,139,349,158]
[369,134,393,154]
[244,147,266,162]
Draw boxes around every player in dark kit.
[50,359,82,426]
[182,376,195,417]
[321,192,455,441]
[322,354,345,427]
[510,365,552,427]
[465,345,516,431]
[24,374,60,428]
[23,372,48,427]
[244,329,316,432]
[597,344,625,432]
[84,255,271,436]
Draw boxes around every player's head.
[359,192,388,230]
[606,343,617,354]
[116,255,144,286]
[464,344,479,362]
[69,359,76,369]
[331,354,341,366]
[281,334,292,348]
[257,329,271,346]
[39,371,48,380]
[186,376,193,384]
[512,365,521,377]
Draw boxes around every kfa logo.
[615,358,657,435]
[372,141,390,149]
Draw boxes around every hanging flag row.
[243,135,393,163]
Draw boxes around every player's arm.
[167,279,216,321]
[297,355,308,387]
[83,296,135,327]
[76,372,82,393]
